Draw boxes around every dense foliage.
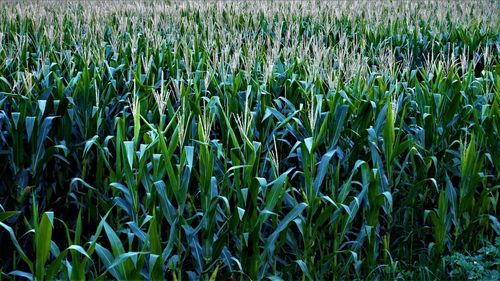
[0,1,499,280]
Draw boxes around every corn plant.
[0,1,498,280]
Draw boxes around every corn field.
[0,0,499,280]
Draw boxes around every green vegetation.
[0,1,498,280]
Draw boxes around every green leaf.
[264,203,307,259]
[8,271,33,281]
[123,140,135,170]
[295,260,312,280]
[95,244,123,280]
[0,222,33,270]
[0,211,19,222]
[304,137,314,154]
[36,212,54,281]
